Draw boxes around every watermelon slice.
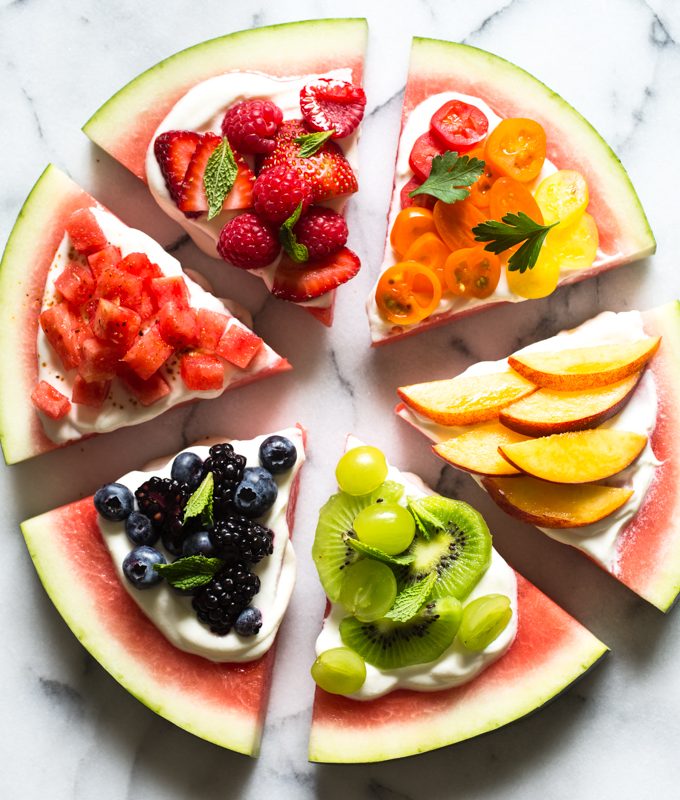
[0,165,290,465]
[309,441,607,762]
[20,426,306,756]
[82,19,368,327]
[368,37,656,345]
[396,302,680,612]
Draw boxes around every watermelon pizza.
[83,18,369,327]
[367,37,656,345]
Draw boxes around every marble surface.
[2,0,680,797]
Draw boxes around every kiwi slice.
[403,496,492,600]
[340,596,462,669]
[312,481,404,601]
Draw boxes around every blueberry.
[122,546,165,589]
[171,452,204,489]
[259,435,297,474]
[94,483,134,521]
[125,512,158,546]
[234,607,263,636]
[182,530,216,558]
[233,467,278,518]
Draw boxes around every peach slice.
[434,422,530,476]
[508,337,660,390]
[482,476,633,528]
[499,373,641,436]
[397,372,536,426]
[498,429,647,483]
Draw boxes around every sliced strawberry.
[271,246,361,302]
[154,130,201,206]
[259,120,357,203]
[71,375,111,408]
[54,260,96,306]
[177,133,222,217]
[31,381,71,420]
[179,351,225,391]
[299,78,366,138]
[118,366,170,407]
[224,153,256,210]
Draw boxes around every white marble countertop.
[2,0,680,797]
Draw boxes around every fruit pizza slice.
[368,37,655,344]
[0,165,290,464]
[308,439,607,762]
[20,426,305,755]
[83,19,368,326]
[396,302,680,611]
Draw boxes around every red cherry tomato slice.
[408,132,446,182]
[400,177,436,210]
[430,100,489,152]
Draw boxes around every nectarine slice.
[499,373,641,436]
[482,476,633,528]
[508,337,660,390]
[498,429,647,483]
[434,423,530,476]
[397,372,536,426]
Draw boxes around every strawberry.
[259,120,358,203]
[154,130,201,205]
[177,133,221,216]
[271,246,360,302]
[223,153,256,210]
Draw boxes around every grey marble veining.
[2,0,680,797]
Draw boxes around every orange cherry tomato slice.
[376,261,443,325]
[488,176,544,223]
[443,246,501,299]
[485,118,546,183]
[404,233,451,286]
[433,198,486,252]
[390,207,436,257]
[468,142,499,209]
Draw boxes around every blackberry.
[192,563,260,635]
[203,443,246,519]
[134,477,190,556]
[209,515,274,565]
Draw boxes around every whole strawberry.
[295,208,348,260]
[252,165,313,225]
[221,99,283,155]
[217,213,280,270]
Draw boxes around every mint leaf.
[279,201,309,264]
[385,573,437,622]
[410,151,485,204]
[204,137,238,220]
[472,212,558,274]
[407,496,446,540]
[154,555,224,592]
[294,129,335,157]
[344,535,415,566]
[183,472,214,526]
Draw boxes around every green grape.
[458,594,512,652]
[339,559,397,622]
[311,647,367,695]
[336,446,388,496]
[354,502,416,555]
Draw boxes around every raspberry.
[217,213,280,270]
[221,99,283,154]
[295,208,348,260]
[300,78,366,138]
[252,165,313,225]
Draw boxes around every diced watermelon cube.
[88,245,122,277]
[92,299,141,348]
[54,260,96,306]
[150,276,190,309]
[122,325,174,380]
[216,323,263,369]
[196,309,228,352]
[118,366,171,407]
[130,290,157,322]
[179,351,225,391]
[95,267,144,309]
[31,381,71,419]
[71,375,111,408]
[79,337,121,382]
[39,302,83,371]
[158,302,198,349]
[119,252,162,282]
[66,208,108,255]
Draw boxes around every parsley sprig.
[409,151,485,204]
[472,212,558,273]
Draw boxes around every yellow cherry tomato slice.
[433,198,486,252]
[390,207,436,257]
[443,246,501,299]
[485,118,546,183]
[404,233,451,286]
[488,176,544,223]
[534,170,589,227]
[506,247,560,299]
[376,261,443,325]
[544,212,599,270]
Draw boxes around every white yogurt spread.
[315,435,518,700]
[398,311,661,571]
[98,427,304,662]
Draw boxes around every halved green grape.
[339,559,398,622]
[458,593,512,651]
[354,502,416,555]
[336,446,388,496]
[311,647,367,695]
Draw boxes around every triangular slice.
[397,303,680,612]
[0,165,290,464]
[308,437,607,763]
[20,426,305,756]
[82,19,369,326]
[368,37,655,345]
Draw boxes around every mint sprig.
[154,555,223,592]
[472,212,558,273]
[294,129,335,157]
[409,151,485,204]
[279,201,309,263]
[344,535,415,566]
[385,573,437,622]
[204,137,238,220]
[407,496,446,541]
[183,472,214,527]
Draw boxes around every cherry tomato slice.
[506,247,559,299]
[400,177,436,210]
[488,176,544,223]
[430,100,489,152]
[390,207,436,257]
[467,142,499,209]
[408,132,446,182]
[433,198,486,252]
[404,233,451,286]
[485,118,546,183]
[376,261,443,325]
[443,246,501,299]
